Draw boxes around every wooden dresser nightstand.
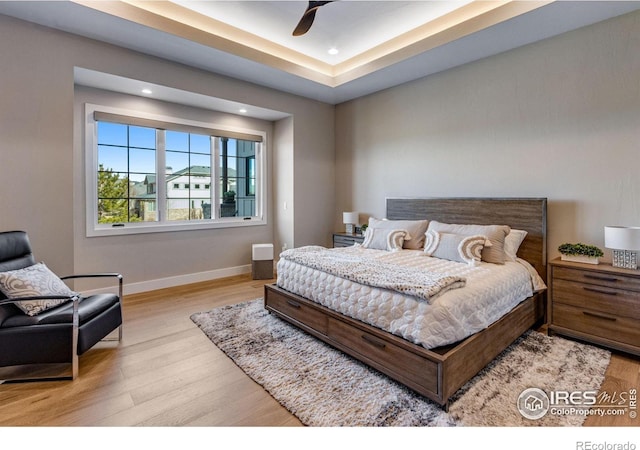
[333,232,364,248]
[548,257,640,356]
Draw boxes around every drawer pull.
[361,334,386,349]
[583,311,617,321]
[583,286,617,296]
[286,299,301,309]
[583,274,619,283]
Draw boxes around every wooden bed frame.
[264,197,547,408]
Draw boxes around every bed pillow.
[424,230,488,265]
[361,227,409,251]
[426,221,511,264]
[367,218,429,249]
[0,262,77,316]
[504,229,528,262]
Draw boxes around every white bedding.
[276,246,546,349]
[279,246,466,303]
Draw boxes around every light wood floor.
[0,274,638,427]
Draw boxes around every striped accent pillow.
[424,230,489,265]
[362,228,410,251]
[426,221,510,264]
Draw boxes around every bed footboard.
[264,283,544,408]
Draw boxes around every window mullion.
[213,136,220,220]
[156,130,167,223]
[256,142,263,219]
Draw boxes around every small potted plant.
[558,242,603,265]
[223,190,236,204]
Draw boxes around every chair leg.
[71,297,79,379]
[71,352,78,380]
[0,370,75,384]
[101,324,123,342]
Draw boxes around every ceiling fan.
[292,1,334,36]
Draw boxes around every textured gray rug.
[191,299,611,426]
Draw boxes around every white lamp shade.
[604,226,640,250]
[343,212,359,225]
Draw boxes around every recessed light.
[328,47,339,55]
[239,108,248,114]
[141,88,152,95]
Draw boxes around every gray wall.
[335,10,640,263]
[0,14,334,290]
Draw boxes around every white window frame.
[85,103,267,237]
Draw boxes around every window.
[97,122,157,224]
[86,104,266,236]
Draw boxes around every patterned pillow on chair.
[0,262,77,316]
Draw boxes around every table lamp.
[342,212,359,234]
[604,226,640,269]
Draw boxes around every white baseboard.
[81,264,251,296]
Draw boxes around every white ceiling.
[170,0,475,64]
[1,1,640,110]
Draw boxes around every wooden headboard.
[386,197,547,282]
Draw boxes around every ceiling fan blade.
[292,9,318,36]
[292,1,333,37]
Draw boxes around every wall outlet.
[282,243,288,251]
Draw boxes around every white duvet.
[276,246,546,349]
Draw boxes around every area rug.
[190,299,611,426]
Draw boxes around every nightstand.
[333,232,364,248]
[548,257,640,356]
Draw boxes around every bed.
[264,197,547,408]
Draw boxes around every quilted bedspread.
[277,245,546,349]
[279,245,466,303]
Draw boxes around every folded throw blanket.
[279,246,466,303]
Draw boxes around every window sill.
[87,217,266,237]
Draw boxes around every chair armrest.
[0,294,80,307]
[60,273,122,281]
[60,273,123,300]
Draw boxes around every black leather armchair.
[0,231,123,382]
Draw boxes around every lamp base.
[345,224,355,234]
[612,250,638,270]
